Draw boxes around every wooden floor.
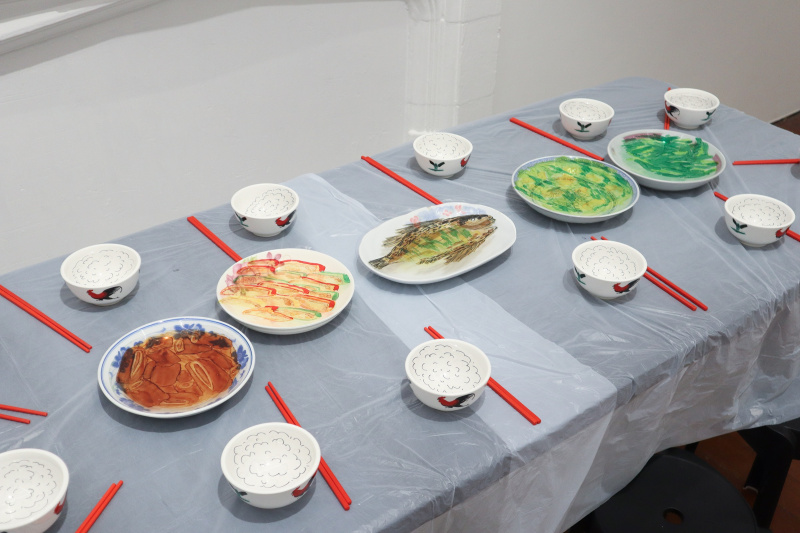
[566,113,800,533]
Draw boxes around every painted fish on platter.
[359,203,516,284]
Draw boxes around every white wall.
[1,0,799,275]
[493,1,800,122]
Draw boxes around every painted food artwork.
[115,329,241,410]
[619,132,720,181]
[416,133,471,170]
[68,247,137,300]
[229,428,316,497]
[0,459,61,526]
[237,187,297,228]
[408,342,485,409]
[728,196,793,237]
[359,203,516,284]
[562,100,612,133]
[575,243,642,286]
[514,156,634,217]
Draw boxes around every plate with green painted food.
[358,202,516,284]
[512,156,640,224]
[607,129,726,191]
[216,248,355,335]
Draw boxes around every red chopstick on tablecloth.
[590,237,700,311]
[424,326,541,426]
[0,284,91,352]
[732,159,800,166]
[663,87,671,130]
[265,383,352,510]
[509,117,604,161]
[713,191,800,243]
[361,156,442,205]
[75,480,123,533]
[187,216,242,262]
[0,404,48,424]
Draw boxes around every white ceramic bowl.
[664,88,720,129]
[572,240,648,299]
[221,422,321,509]
[724,194,795,247]
[0,449,69,533]
[60,243,141,306]
[98,316,255,418]
[405,339,491,411]
[231,184,299,237]
[559,98,615,140]
[413,132,473,177]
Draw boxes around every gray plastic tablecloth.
[2,77,800,533]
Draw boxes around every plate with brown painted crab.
[358,202,516,284]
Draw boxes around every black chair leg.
[750,445,794,529]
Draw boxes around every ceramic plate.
[98,317,255,418]
[358,202,516,284]
[216,248,355,335]
[607,129,726,191]
[512,156,639,223]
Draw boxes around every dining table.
[2,76,800,533]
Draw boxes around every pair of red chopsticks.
[361,156,443,205]
[0,403,47,424]
[713,191,800,243]
[509,117,604,161]
[663,87,671,130]
[187,216,242,262]
[733,159,800,166]
[0,284,91,352]
[265,382,351,511]
[590,236,708,312]
[76,480,123,533]
[424,326,541,426]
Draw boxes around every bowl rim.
[571,240,648,282]
[59,243,141,289]
[231,183,300,220]
[220,422,321,496]
[0,448,70,528]
[511,155,640,222]
[664,88,720,111]
[558,97,615,121]
[724,193,796,229]
[97,316,255,418]
[413,131,473,160]
[404,338,492,397]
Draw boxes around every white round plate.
[358,202,516,284]
[512,156,639,223]
[607,129,726,191]
[216,248,355,335]
[98,316,255,418]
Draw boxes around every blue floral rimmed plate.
[97,317,255,418]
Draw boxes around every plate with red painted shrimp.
[216,249,355,335]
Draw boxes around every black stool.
[588,448,759,533]
[739,417,800,529]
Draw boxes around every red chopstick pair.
[0,284,91,353]
[509,117,604,161]
[424,326,541,426]
[733,159,800,166]
[76,480,123,533]
[361,156,443,205]
[590,237,708,312]
[0,404,48,425]
[663,87,671,130]
[265,382,351,511]
[187,216,242,262]
[713,191,800,243]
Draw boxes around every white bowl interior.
[405,339,491,396]
[725,194,795,229]
[0,449,69,530]
[222,423,320,495]
[573,241,647,282]
[232,184,299,219]
[60,244,140,288]
[560,98,614,121]
[665,88,719,110]
[413,133,472,160]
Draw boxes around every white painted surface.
[1,0,799,277]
